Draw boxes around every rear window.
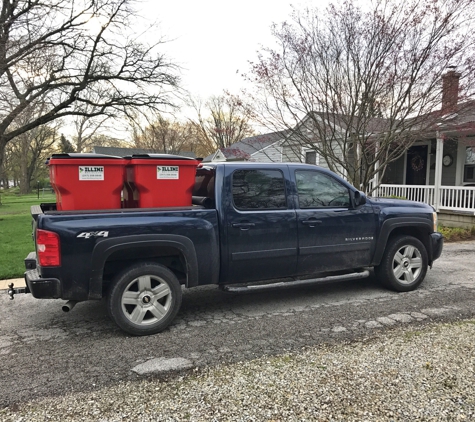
[193,167,215,197]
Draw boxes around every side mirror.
[354,191,366,207]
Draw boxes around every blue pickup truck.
[15,162,443,335]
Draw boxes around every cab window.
[295,170,350,208]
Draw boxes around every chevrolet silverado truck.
[11,162,443,336]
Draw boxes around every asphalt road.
[0,241,474,408]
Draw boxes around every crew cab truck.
[14,162,443,336]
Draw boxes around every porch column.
[433,132,444,211]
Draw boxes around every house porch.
[372,135,475,223]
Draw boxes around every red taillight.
[36,229,61,267]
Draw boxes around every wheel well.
[101,246,188,290]
[385,227,431,258]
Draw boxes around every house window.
[464,147,475,183]
[232,169,287,210]
[305,150,317,165]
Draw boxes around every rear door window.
[232,169,287,210]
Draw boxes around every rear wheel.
[375,235,428,292]
[107,262,182,336]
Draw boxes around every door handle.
[232,222,256,230]
[302,219,322,227]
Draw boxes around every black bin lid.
[46,153,124,164]
[125,153,197,161]
[49,153,123,159]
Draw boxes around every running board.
[221,270,370,293]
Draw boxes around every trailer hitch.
[7,283,27,300]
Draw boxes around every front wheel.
[107,262,182,336]
[375,235,428,292]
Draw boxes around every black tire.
[375,235,428,292]
[107,262,182,336]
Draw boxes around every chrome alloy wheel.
[120,275,172,326]
[392,244,423,285]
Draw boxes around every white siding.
[282,144,302,162]
[251,144,283,162]
[318,142,345,176]
[318,156,331,170]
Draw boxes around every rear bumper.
[430,232,444,263]
[24,263,61,299]
[24,252,61,299]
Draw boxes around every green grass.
[0,190,56,279]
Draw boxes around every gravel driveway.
[1,319,474,421]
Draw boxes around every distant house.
[203,130,324,165]
[204,130,310,162]
[91,146,197,158]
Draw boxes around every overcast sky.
[141,0,325,100]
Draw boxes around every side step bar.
[221,270,370,293]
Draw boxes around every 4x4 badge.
[77,231,109,239]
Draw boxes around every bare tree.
[190,94,256,151]
[87,133,128,150]
[132,115,191,154]
[248,0,475,190]
[71,98,111,153]
[130,113,217,158]
[8,118,58,193]
[72,115,110,153]
[0,0,180,177]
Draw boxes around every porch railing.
[439,186,475,212]
[374,184,475,213]
[375,184,436,205]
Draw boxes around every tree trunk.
[0,137,6,188]
[19,135,30,194]
[19,159,30,193]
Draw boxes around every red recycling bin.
[48,153,127,210]
[126,154,199,208]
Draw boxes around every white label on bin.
[157,166,179,179]
[79,166,104,180]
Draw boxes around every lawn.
[0,190,56,279]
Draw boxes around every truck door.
[223,166,298,284]
[292,167,376,275]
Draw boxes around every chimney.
[441,68,461,114]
